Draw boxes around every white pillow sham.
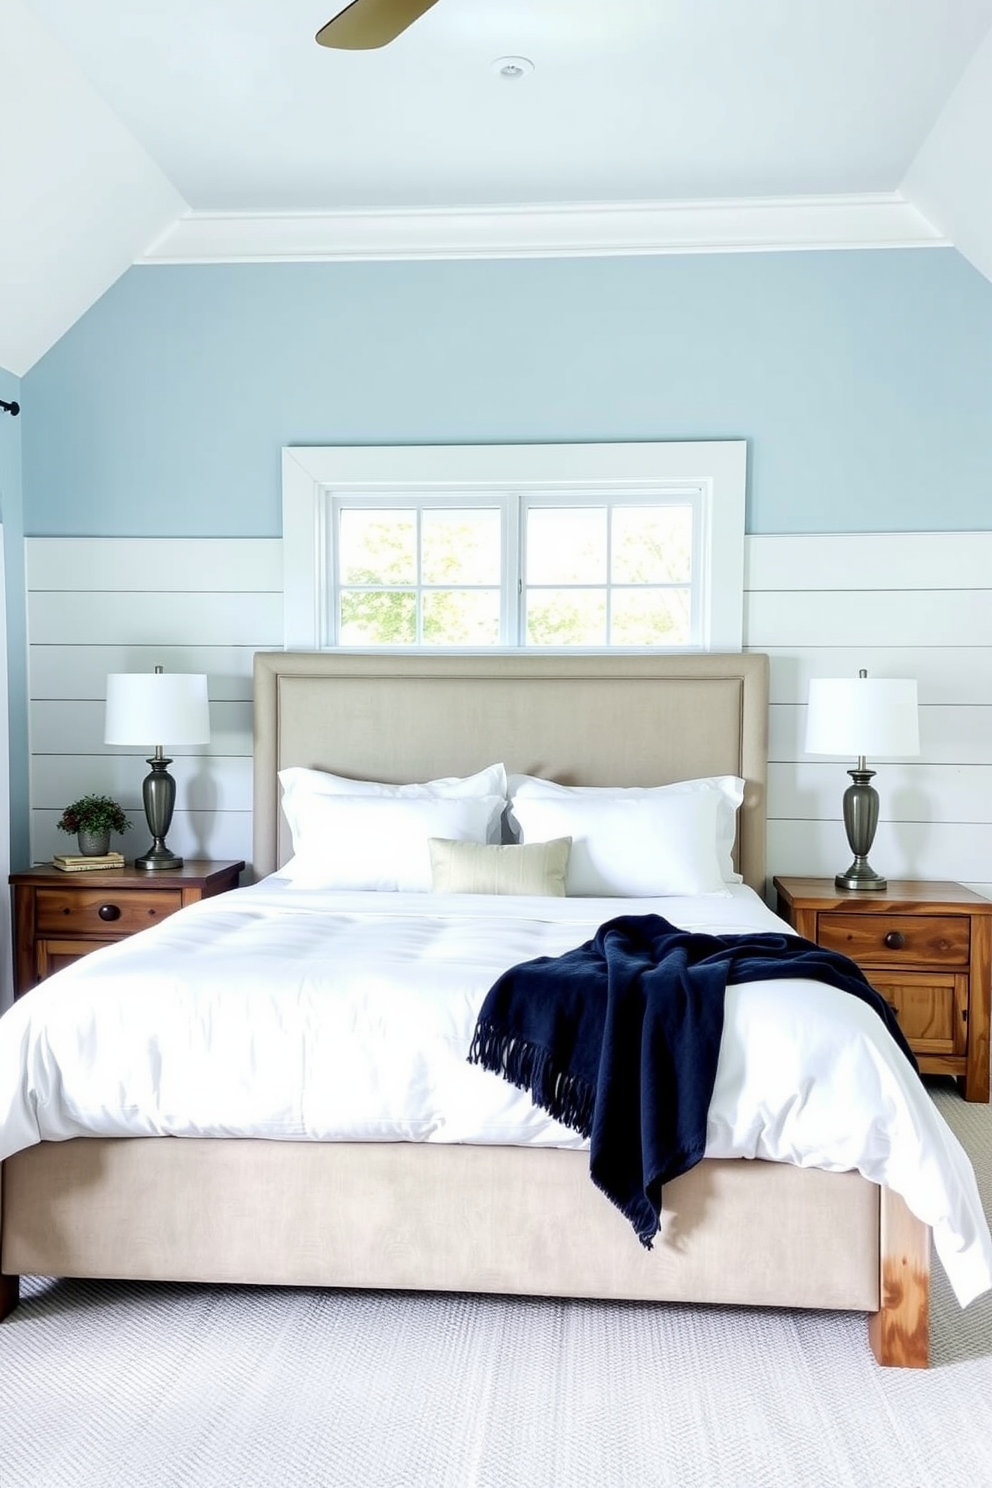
[281,795,496,891]
[279,762,507,845]
[511,790,729,897]
[508,774,745,883]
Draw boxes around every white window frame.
[282,441,746,652]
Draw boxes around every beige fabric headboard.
[252,652,769,890]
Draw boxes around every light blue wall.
[0,365,28,870]
[22,247,992,537]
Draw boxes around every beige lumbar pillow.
[428,837,571,896]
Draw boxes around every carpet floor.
[0,1081,989,1488]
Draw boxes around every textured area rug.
[0,1082,989,1488]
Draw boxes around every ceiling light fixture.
[491,56,534,80]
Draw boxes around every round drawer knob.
[97,903,122,922]
[883,930,905,950]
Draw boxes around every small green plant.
[56,794,131,837]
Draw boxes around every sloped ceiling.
[902,22,992,284]
[2,0,992,375]
[0,0,186,376]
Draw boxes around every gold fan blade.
[316,0,441,50]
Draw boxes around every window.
[283,442,745,651]
[521,496,695,647]
[335,497,505,646]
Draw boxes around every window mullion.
[415,505,423,645]
[605,504,613,645]
[503,492,520,646]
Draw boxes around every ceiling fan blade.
[316,0,441,50]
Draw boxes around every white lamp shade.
[105,672,210,747]
[805,677,919,758]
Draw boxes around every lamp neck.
[855,672,869,769]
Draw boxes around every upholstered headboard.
[252,652,769,890]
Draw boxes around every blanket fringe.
[588,1167,658,1250]
[468,1019,596,1138]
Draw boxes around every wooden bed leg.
[0,1160,21,1319]
[0,1273,20,1321]
[868,1186,929,1368]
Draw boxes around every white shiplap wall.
[747,532,992,899]
[23,530,992,901]
[26,538,282,875]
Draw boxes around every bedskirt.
[1,1137,882,1311]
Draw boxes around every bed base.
[0,652,932,1367]
[0,1138,928,1367]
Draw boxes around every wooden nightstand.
[10,859,245,998]
[773,877,992,1103]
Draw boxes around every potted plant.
[56,794,132,856]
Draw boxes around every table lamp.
[805,669,919,892]
[104,666,210,870]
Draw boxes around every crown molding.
[139,192,947,265]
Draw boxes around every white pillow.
[508,774,744,883]
[281,795,495,891]
[279,763,507,845]
[511,791,729,897]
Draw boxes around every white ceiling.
[20,0,992,210]
[4,0,992,372]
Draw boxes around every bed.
[1,651,989,1370]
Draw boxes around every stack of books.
[52,851,126,873]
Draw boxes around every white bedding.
[1,880,990,1307]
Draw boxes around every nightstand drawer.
[816,914,969,968]
[35,887,184,937]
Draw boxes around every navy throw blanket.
[467,914,917,1249]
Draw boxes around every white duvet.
[0,879,989,1307]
